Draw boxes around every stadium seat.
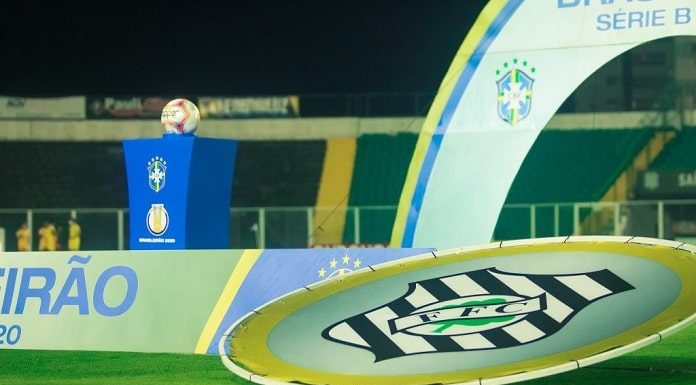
[344,133,418,244]
[0,142,127,208]
[232,140,325,207]
[649,127,696,170]
[494,128,653,240]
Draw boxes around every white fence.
[2,200,696,251]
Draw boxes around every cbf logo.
[496,59,535,125]
[147,156,167,192]
[323,268,633,361]
[146,203,169,236]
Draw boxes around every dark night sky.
[1,1,488,96]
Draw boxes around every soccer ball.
[161,98,200,135]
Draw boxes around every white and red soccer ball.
[160,98,200,135]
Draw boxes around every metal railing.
[494,199,696,242]
[2,200,696,251]
[0,206,398,251]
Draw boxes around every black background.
[0,1,488,95]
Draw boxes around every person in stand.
[46,221,58,251]
[38,221,58,251]
[68,219,82,251]
[15,222,30,251]
[38,222,48,251]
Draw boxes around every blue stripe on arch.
[402,0,523,247]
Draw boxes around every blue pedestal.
[123,135,238,249]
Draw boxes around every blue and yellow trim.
[391,0,522,247]
[194,249,263,354]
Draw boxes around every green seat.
[650,128,696,170]
[0,141,127,208]
[494,128,653,240]
[344,133,418,244]
[231,140,325,207]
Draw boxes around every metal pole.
[354,207,361,245]
[306,207,314,247]
[554,204,560,237]
[573,203,580,235]
[614,202,621,236]
[530,204,536,238]
[117,210,124,250]
[258,208,266,249]
[657,201,664,239]
[27,209,33,251]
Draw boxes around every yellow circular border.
[230,240,696,385]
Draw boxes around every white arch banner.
[391,0,695,249]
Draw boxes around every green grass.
[520,322,696,385]
[0,351,242,385]
[1,323,695,385]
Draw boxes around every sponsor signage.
[637,170,696,198]
[226,237,696,385]
[86,96,178,119]
[0,96,85,119]
[197,96,299,118]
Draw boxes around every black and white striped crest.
[322,267,634,362]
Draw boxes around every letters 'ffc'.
[322,268,634,361]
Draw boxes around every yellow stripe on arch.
[390,0,508,247]
[194,249,263,354]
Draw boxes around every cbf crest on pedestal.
[147,156,167,192]
[123,99,237,249]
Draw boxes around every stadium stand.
[504,129,653,203]
[648,128,696,170]
[343,133,418,244]
[312,138,357,245]
[0,141,127,208]
[0,128,675,248]
[494,128,654,240]
[0,140,326,250]
[0,140,325,209]
[230,140,326,248]
[232,140,325,207]
[0,141,127,251]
